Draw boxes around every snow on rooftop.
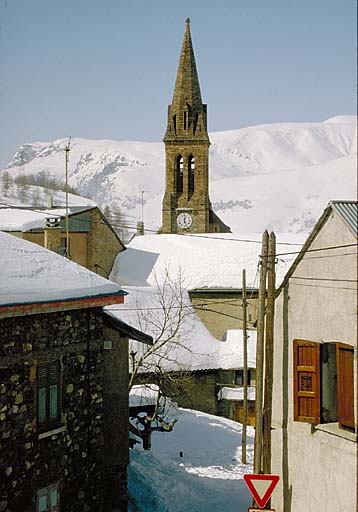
[110,233,306,289]
[218,386,256,401]
[129,384,160,408]
[105,286,256,372]
[0,231,123,306]
[0,206,93,232]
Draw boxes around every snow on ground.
[0,231,124,305]
[128,408,255,512]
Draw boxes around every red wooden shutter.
[293,340,321,423]
[336,343,355,431]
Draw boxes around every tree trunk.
[142,425,152,451]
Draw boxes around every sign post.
[243,474,279,511]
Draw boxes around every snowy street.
[128,409,254,512]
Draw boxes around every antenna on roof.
[65,137,71,258]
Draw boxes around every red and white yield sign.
[243,474,279,509]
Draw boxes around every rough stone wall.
[44,227,62,253]
[136,370,224,417]
[103,326,129,512]
[0,308,127,512]
[86,209,124,278]
[22,231,88,268]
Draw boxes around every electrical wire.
[291,276,357,283]
[1,200,356,256]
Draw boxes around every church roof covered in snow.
[110,233,305,289]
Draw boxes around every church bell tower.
[162,18,230,234]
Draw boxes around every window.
[293,340,354,431]
[188,155,195,194]
[37,361,61,432]
[184,111,187,130]
[235,369,255,386]
[37,483,60,512]
[176,156,183,194]
[56,238,69,257]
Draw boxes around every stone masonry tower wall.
[162,19,230,234]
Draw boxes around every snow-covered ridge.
[2,116,356,235]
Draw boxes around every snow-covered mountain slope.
[2,116,356,234]
[0,185,95,210]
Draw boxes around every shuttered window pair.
[37,361,61,432]
[293,340,355,431]
[37,482,60,512]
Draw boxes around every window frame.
[293,339,355,431]
[37,361,61,433]
[36,482,60,512]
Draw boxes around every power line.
[291,276,357,283]
[1,200,356,257]
[289,282,357,291]
[274,243,357,257]
[0,200,303,245]
[278,251,357,262]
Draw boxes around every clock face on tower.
[177,212,193,229]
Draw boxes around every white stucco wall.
[271,209,357,512]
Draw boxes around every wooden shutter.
[293,340,321,423]
[336,343,355,431]
[38,365,48,424]
[48,362,60,421]
[37,361,60,430]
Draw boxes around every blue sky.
[0,0,356,167]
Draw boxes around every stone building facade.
[0,228,155,512]
[162,19,230,234]
[0,307,127,512]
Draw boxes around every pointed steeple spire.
[171,17,203,111]
[164,18,209,142]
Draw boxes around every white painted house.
[271,201,357,512]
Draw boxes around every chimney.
[136,221,144,236]
[47,195,54,208]
[44,217,62,253]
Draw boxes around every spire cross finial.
[186,17,190,26]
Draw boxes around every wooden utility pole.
[64,137,71,259]
[263,232,276,475]
[254,230,269,474]
[241,268,248,464]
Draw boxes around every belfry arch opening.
[188,155,195,194]
[176,155,184,194]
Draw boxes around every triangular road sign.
[243,474,279,508]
